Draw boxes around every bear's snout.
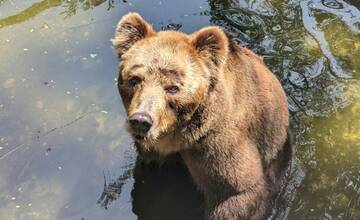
[128,112,153,138]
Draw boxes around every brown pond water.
[0,0,359,219]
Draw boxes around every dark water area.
[0,0,359,219]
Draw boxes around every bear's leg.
[206,187,269,220]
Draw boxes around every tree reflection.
[0,0,62,28]
[0,0,123,28]
[61,0,107,18]
[206,0,359,119]
[291,97,360,219]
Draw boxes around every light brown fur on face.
[114,12,292,220]
[114,13,212,153]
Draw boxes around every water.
[0,0,359,219]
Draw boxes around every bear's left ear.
[191,26,229,67]
[112,12,154,58]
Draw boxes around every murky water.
[0,0,359,219]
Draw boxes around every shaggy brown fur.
[113,12,291,220]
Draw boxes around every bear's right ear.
[112,13,154,58]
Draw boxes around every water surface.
[0,0,359,219]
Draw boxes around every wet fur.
[113,13,291,220]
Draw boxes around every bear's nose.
[129,112,153,134]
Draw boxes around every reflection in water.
[0,1,61,28]
[210,1,344,119]
[0,0,120,28]
[300,0,360,78]
[0,0,359,219]
[291,95,360,219]
[98,156,204,220]
[97,160,134,210]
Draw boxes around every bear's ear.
[191,26,229,67]
[112,13,154,58]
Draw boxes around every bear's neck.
[181,81,228,145]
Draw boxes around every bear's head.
[113,13,229,153]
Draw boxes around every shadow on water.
[98,155,204,220]
[0,0,359,219]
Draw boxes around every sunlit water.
[0,0,359,219]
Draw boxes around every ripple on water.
[322,0,344,9]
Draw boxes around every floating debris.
[36,100,44,109]
[101,110,108,114]
[23,48,29,51]
[44,80,56,88]
[90,53,98,59]
[272,24,282,32]
[41,23,49,30]
[3,78,15,89]
[282,46,294,52]
[66,91,71,95]
[161,22,182,31]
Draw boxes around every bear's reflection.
[97,151,301,220]
[98,153,204,220]
[132,154,204,220]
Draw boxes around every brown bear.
[113,12,292,220]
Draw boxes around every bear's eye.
[127,76,142,87]
[165,86,179,94]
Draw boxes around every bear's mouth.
[134,134,146,140]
